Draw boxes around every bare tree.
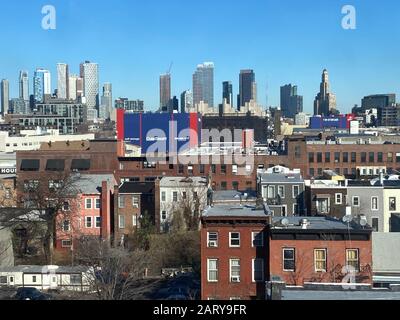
[74,238,150,300]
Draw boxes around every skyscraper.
[222,81,233,106]
[80,61,99,108]
[160,74,171,111]
[1,79,9,115]
[68,74,79,101]
[19,71,29,101]
[33,68,51,103]
[180,90,193,113]
[100,83,113,120]
[76,77,84,101]
[280,84,304,118]
[193,62,214,108]
[238,69,256,109]
[314,69,337,116]
[57,63,69,99]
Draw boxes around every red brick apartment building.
[201,205,270,300]
[201,212,372,300]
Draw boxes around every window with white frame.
[352,196,360,207]
[172,192,178,202]
[118,195,125,208]
[95,217,101,228]
[62,220,71,232]
[283,248,295,271]
[132,196,139,208]
[119,215,125,229]
[161,211,167,221]
[253,259,264,282]
[371,197,379,211]
[95,198,101,209]
[132,215,138,227]
[293,185,300,198]
[230,259,241,282]
[232,165,238,174]
[252,232,263,247]
[277,186,285,198]
[314,249,327,272]
[346,249,360,271]
[207,232,218,248]
[85,198,92,209]
[207,259,218,282]
[62,240,72,248]
[229,232,240,247]
[63,201,70,211]
[267,186,275,199]
[161,191,166,202]
[335,193,343,205]
[85,217,93,228]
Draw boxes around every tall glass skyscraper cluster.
[160,74,171,111]
[1,79,9,115]
[19,71,29,101]
[33,68,51,103]
[57,63,69,100]
[193,62,214,108]
[222,81,233,106]
[80,61,99,109]
[280,84,303,118]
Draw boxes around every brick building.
[201,205,271,300]
[269,217,373,286]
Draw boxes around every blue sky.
[0,0,399,113]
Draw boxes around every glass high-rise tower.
[33,68,51,103]
[80,61,99,109]
[193,62,214,108]
[19,71,29,101]
[238,69,256,109]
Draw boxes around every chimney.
[300,218,309,230]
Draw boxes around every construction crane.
[166,61,173,75]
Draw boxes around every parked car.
[15,287,52,301]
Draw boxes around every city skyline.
[0,0,400,112]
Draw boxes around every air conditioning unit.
[208,241,217,248]
[231,276,240,283]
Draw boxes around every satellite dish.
[281,218,289,227]
[342,215,353,223]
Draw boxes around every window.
[232,181,239,191]
[182,192,187,200]
[178,165,184,174]
[232,165,238,174]
[343,152,349,163]
[388,152,394,162]
[389,197,397,211]
[85,217,93,228]
[188,165,193,175]
[308,153,314,163]
[267,186,275,199]
[277,186,285,198]
[309,168,315,177]
[211,165,216,174]
[316,197,330,214]
[132,196,139,208]
[252,232,263,247]
[221,165,227,174]
[199,164,205,174]
[295,146,301,158]
[95,198,101,209]
[352,196,360,207]
[372,218,379,232]
[396,153,400,163]
[221,182,227,190]
[161,211,167,220]
[118,195,124,209]
[229,232,240,247]
[95,217,101,228]
[132,215,137,227]
[351,152,357,163]
[293,203,299,215]
[283,248,295,271]
[161,191,166,202]
[119,215,125,229]
[32,276,37,283]
[0,276,7,284]
[62,240,72,248]
[207,259,218,282]
[62,220,71,232]
[361,152,367,163]
[371,197,379,211]
[63,201,70,211]
[325,152,331,163]
[292,185,300,198]
[317,152,323,163]
[335,193,343,205]
[253,259,264,282]
[378,152,383,163]
[334,152,340,163]
[230,259,241,282]
[207,232,218,247]
[369,152,375,163]
[346,249,360,271]
[172,192,178,202]
[314,249,327,272]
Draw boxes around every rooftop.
[73,174,116,194]
[160,176,208,187]
[211,190,258,202]
[119,182,155,194]
[202,204,270,219]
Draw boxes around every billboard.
[309,114,355,130]
[117,111,202,154]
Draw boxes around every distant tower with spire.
[314,69,337,116]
